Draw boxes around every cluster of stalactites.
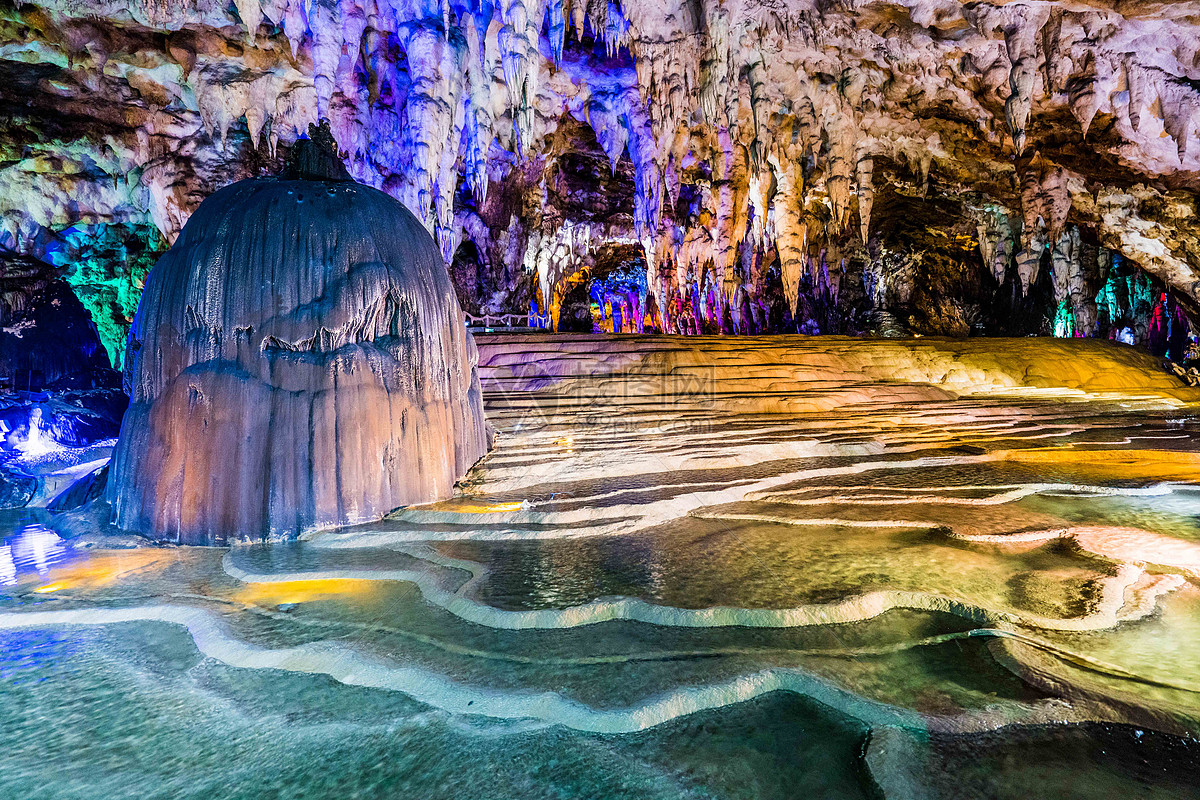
[976,207,1106,338]
[1011,154,1071,296]
[635,53,895,331]
[967,2,1198,163]
[22,0,1200,341]
[962,152,1078,301]
[624,0,1199,287]
[168,0,1197,262]
[165,0,641,256]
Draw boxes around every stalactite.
[856,151,873,244]
[1125,61,1151,133]
[462,12,495,204]
[824,113,856,233]
[1015,230,1045,297]
[745,51,770,173]
[699,6,731,129]
[1001,5,1047,155]
[1160,80,1198,163]
[547,0,568,66]
[141,161,190,243]
[395,21,463,233]
[711,129,751,324]
[587,94,630,174]
[1040,7,1066,96]
[232,0,262,42]
[627,102,663,239]
[772,158,805,320]
[498,0,543,152]
[1066,52,1101,137]
[309,0,341,118]
[281,0,307,58]
[1050,225,1076,310]
[977,206,1014,285]
[1072,238,1099,336]
[1021,156,1071,245]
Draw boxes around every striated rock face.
[3,0,1200,344]
[108,169,490,544]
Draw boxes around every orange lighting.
[14,550,183,595]
[452,501,527,513]
[1000,448,1200,481]
[232,579,375,607]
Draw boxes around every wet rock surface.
[0,469,36,509]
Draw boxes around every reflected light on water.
[448,501,528,514]
[232,578,378,607]
[6,525,68,578]
[0,538,181,596]
[0,546,13,586]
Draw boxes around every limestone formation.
[3,0,1200,341]
[108,142,490,544]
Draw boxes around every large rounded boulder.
[109,172,490,544]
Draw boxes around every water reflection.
[0,546,12,586]
[1,525,70,585]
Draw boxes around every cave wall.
[2,0,1200,343]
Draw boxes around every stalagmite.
[109,134,490,544]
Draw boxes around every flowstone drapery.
[109,138,490,544]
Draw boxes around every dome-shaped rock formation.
[108,166,490,544]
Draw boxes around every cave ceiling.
[1,0,1199,335]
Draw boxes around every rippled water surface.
[4,392,1200,798]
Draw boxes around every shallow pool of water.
[3,396,1200,798]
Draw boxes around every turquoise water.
[2,400,1200,797]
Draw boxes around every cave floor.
[3,336,1200,798]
